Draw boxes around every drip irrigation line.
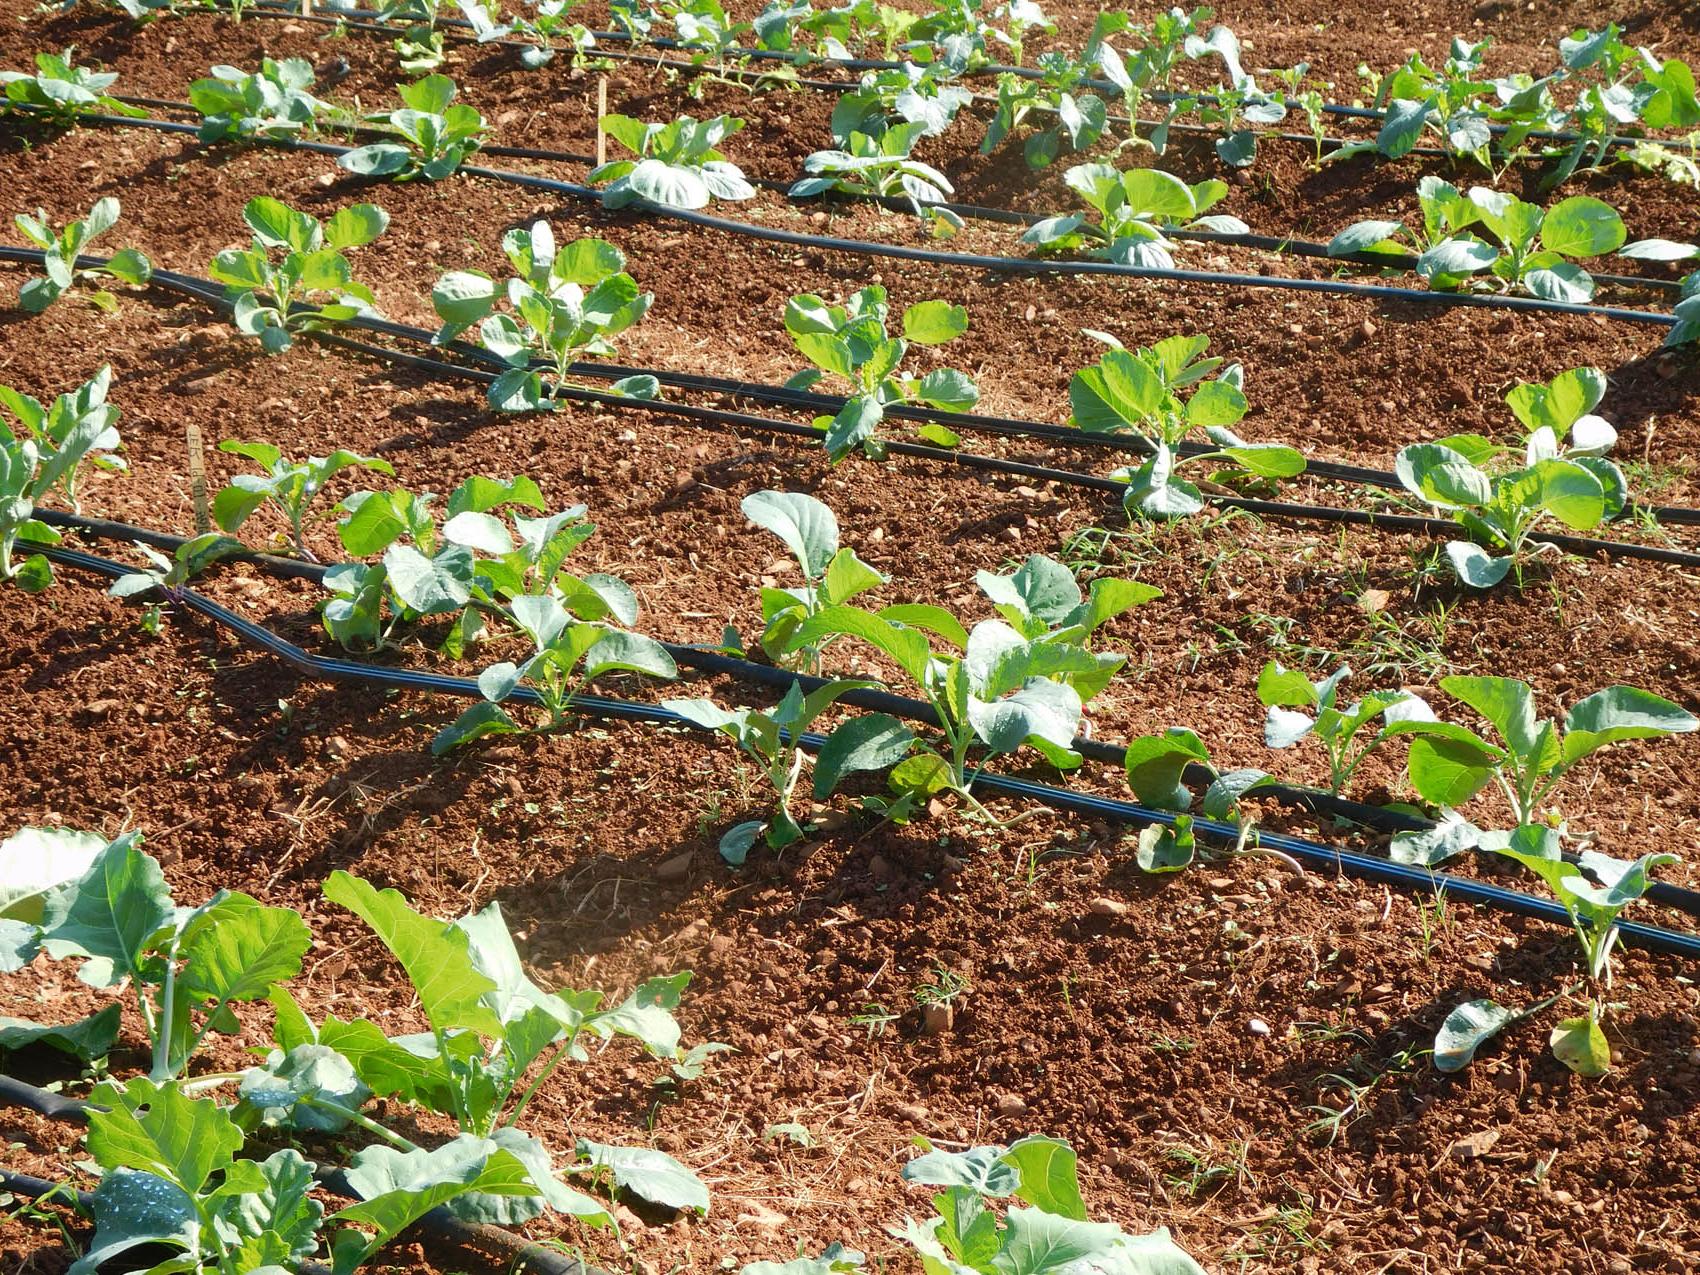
[13,107,1686,333]
[100,91,1693,302]
[34,512,1700,921]
[33,539,1700,957]
[0,1077,596,1275]
[214,1,1700,155]
[6,242,1697,562]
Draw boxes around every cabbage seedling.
[590,114,755,209]
[460,0,596,67]
[830,63,974,144]
[782,286,979,461]
[792,121,960,222]
[0,366,124,591]
[740,489,884,669]
[1395,429,1627,588]
[894,1136,1206,1274]
[1069,333,1305,517]
[212,441,395,561]
[1257,661,1438,796]
[108,532,244,605]
[786,553,1157,819]
[665,679,880,857]
[209,197,389,352]
[1395,675,1697,827]
[431,224,657,413]
[0,48,145,124]
[13,198,151,312]
[435,588,677,752]
[340,74,487,181]
[190,57,343,143]
[1023,164,1247,267]
[1123,726,1273,820]
[1436,824,1676,1078]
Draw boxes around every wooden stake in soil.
[595,76,608,169]
[186,423,210,534]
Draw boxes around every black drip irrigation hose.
[31,539,1700,958]
[0,1077,595,1275]
[7,243,1698,569]
[104,91,1695,303]
[210,1,1700,156]
[32,512,1700,922]
[10,107,1687,335]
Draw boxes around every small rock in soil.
[1448,1129,1500,1160]
[921,1002,953,1037]
[1088,897,1129,918]
[656,851,694,881]
[996,1094,1028,1118]
[1248,1017,1272,1037]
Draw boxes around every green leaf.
[995,1205,1124,1274]
[741,490,838,579]
[238,1043,373,1131]
[791,606,932,684]
[38,834,173,990]
[324,203,390,250]
[1002,1137,1085,1220]
[0,825,107,922]
[1541,196,1625,258]
[332,1136,543,1253]
[86,1077,244,1193]
[383,543,474,615]
[0,1004,120,1060]
[178,892,311,1011]
[812,714,916,799]
[323,872,504,1037]
[1122,729,1207,811]
[902,1144,1020,1195]
[447,1127,609,1227]
[1433,998,1518,1073]
[1550,1015,1610,1077]
[901,299,968,345]
[210,1148,324,1264]
[67,1168,199,1275]
[1562,686,1697,763]
[575,1139,709,1213]
[1135,819,1195,873]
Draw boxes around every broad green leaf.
[791,606,932,684]
[995,1205,1123,1274]
[67,1168,199,1275]
[86,1077,244,1193]
[1122,729,1208,811]
[238,1043,373,1131]
[903,1144,1021,1196]
[333,1136,543,1250]
[1541,196,1626,258]
[39,834,172,990]
[1002,1137,1085,1220]
[0,825,107,922]
[742,491,838,579]
[902,300,968,345]
[0,1004,120,1059]
[575,1139,709,1213]
[1550,1016,1610,1077]
[178,892,311,1011]
[1433,998,1517,1072]
[812,714,916,799]
[323,872,503,1037]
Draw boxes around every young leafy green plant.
[1395,425,1627,588]
[782,286,978,461]
[190,57,342,143]
[785,554,1157,820]
[829,63,974,144]
[0,49,144,124]
[1329,179,1627,300]
[666,678,879,859]
[1502,365,1617,456]
[1434,825,1676,1079]
[739,489,885,669]
[893,1135,1206,1274]
[589,113,755,209]
[209,197,389,352]
[307,871,706,1218]
[431,224,657,413]
[13,198,151,312]
[1257,661,1437,796]
[10,830,310,1081]
[460,0,597,67]
[0,366,124,591]
[212,441,395,561]
[1023,165,1246,267]
[1070,333,1305,517]
[791,122,960,223]
[322,474,575,653]
[1397,675,1697,830]
[434,584,677,752]
[108,531,244,604]
[981,42,1117,168]
[1122,726,1274,822]
[340,74,487,181]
